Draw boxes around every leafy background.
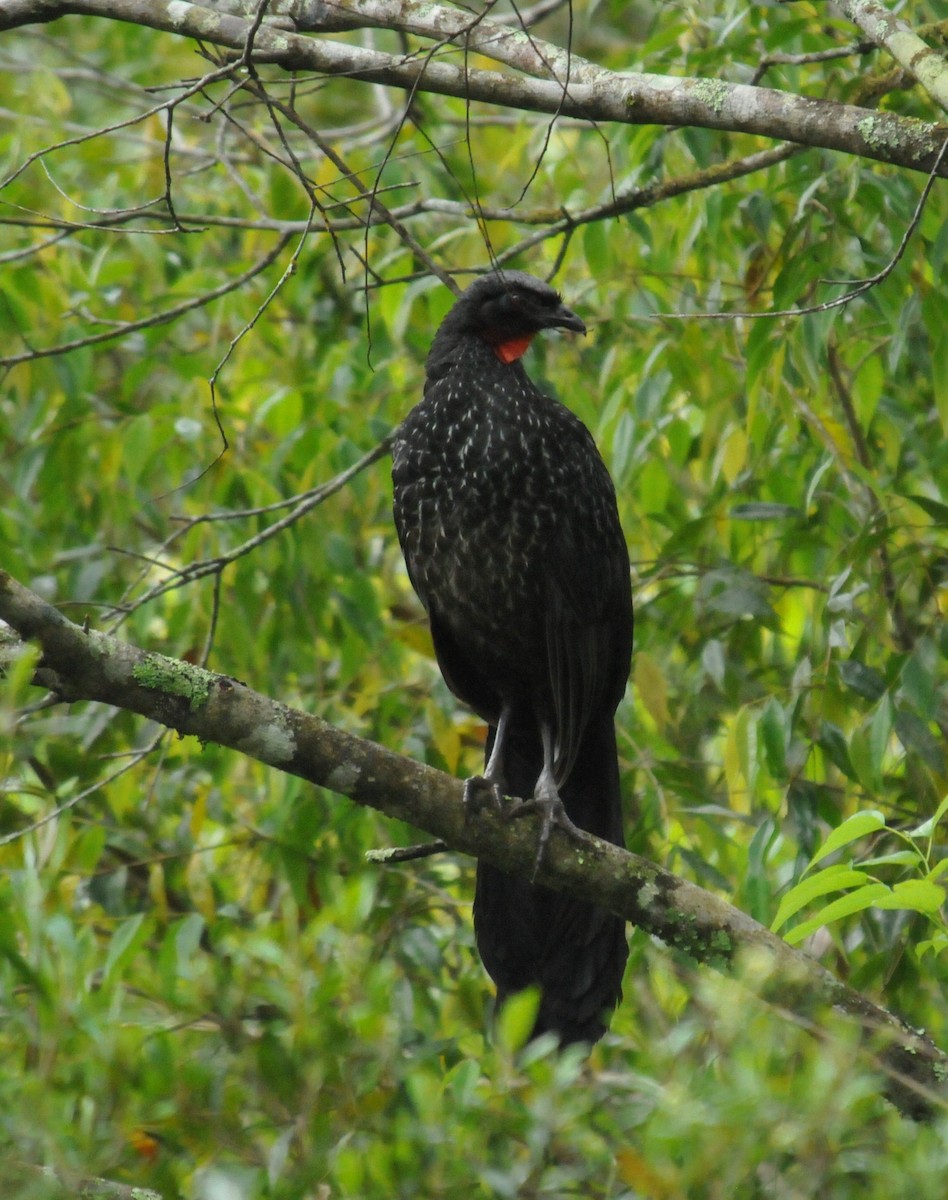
[0,3,946,1196]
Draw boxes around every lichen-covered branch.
[838,0,948,114]
[219,0,613,85]
[0,567,945,1120]
[0,0,944,177]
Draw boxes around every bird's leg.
[483,706,509,790]
[509,722,584,879]
[462,706,510,816]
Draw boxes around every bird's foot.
[509,774,584,881]
[462,774,505,819]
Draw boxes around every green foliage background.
[1,3,946,1196]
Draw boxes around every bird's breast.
[395,375,617,645]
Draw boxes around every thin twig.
[109,434,394,626]
[0,231,295,368]
[0,729,165,847]
[366,840,449,864]
[660,134,948,321]
[826,341,912,649]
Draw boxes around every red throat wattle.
[490,333,534,364]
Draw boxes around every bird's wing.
[542,457,632,784]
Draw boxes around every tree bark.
[0,0,944,176]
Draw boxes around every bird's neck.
[426,327,535,378]
[484,331,535,363]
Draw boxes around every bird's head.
[434,270,586,365]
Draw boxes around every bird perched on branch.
[392,270,632,1045]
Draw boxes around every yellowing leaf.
[189,788,208,840]
[149,863,169,923]
[819,416,856,466]
[720,425,748,484]
[186,855,216,924]
[635,652,671,729]
[616,1148,679,1197]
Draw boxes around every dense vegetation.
[1,2,946,1195]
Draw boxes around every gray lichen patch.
[856,114,939,155]
[638,879,661,909]
[167,1,223,37]
[692,78,730,116]
[327,761,361,795]
[132,654,213,711]
[248,718,297,765]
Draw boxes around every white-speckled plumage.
[391,271,632,1045]
[394,336,629,747]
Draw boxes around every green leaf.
[906,793,948,840]
[806,810,887,869]
[915,933,948,960]
[0,939,52,1006]
[759,698,787,781]
[837,660,886,702]
[496,988,541,1053]
[783,884,892,945]
[698,567,775,621]
[849,695,893,794]
[860,851,924,870]
[894,710,946,774]
[874,879,945,914]
[583,219,611,280]
[772,866,870,932]
[102,912,149,984]
[904,494,948,524]
[804,454,836,513]
[816,721,857,781]
[701,638,726,688]
[869,694,893,762]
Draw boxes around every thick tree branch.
[838,0,948,114]
[2,0,945,177]
[210,0,611,84]
[1,567,945,1121]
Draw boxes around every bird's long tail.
[472,713,628,1045]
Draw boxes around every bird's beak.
[551,304,587,335]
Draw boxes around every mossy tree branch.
[1,567,945,1121]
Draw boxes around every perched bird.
[392,270,632,1044]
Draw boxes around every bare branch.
[2,0,944,177]
[205,0,611,84]
[496,142,807,264]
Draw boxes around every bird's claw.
[509,787,584,881]
[463,774,505,819]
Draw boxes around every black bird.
[392,270,632,1044]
